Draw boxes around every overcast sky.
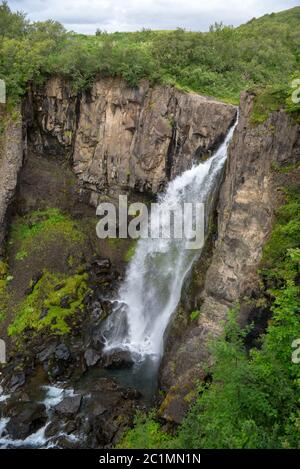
[6,0,300,34]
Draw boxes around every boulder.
[6,401,47,440]
[9,372,26,392]
[102,350,134,369]
[54,395,82,416]
[54,343,70,361]
[84,348,101,367]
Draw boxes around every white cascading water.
[103,117,238,360]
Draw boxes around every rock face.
[28,77,236,202]
[0,107,23,254]
[159,91,300,422]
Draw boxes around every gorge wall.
[26,77,236,202]
[159,91,300,423]
[0,108,23,255]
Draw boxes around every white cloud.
[6,0,300,33]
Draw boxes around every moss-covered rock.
[8,270,89,337]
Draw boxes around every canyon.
[0,77,299,447]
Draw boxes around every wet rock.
[90,258,111,274]
[10,372,26,392]
[90,325,105,350]
[44,419,62,438]
[39,307,49,320]
[44,358,66,380]
[60,296,71,309]
[84,348,101,367]
[54,343,70,361]
[54,395,82,416]
[36,342,57,362]
[102,350,134,369]
[65,420,77,434]
[122,388,142,400]
[6,401,47,440]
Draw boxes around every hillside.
[0,3,300,103]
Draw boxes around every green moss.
[11,208,86,261]
[184,389,197,404]
[190,310,201,321]
[63,130,72,139]
[124,241,137,262]
[8,271,89,337]
[0,261,8,278]
[271,162,300,173]
[15,249,28,261]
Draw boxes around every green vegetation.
[117,412,171,449]
[0,207,89,335]
[190,310,201,321]
[250,82,300,124]
[1,2,300,105]
[124,242,137,262]
[11,208,86,261]
[0,260,9,322]
[118,187,300,449]
[8,270,89,336]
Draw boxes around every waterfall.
[103,117,238,361]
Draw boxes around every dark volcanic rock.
[6,401,47,439]
[36,342,57,362]
[84,348,101,367]
[102,350,134,369]
[10,372,26,392]
[90,258,111,274]
[39,307,49,320]
[54,344,70,361]
[60,296,71,309]
[54,395,82,416]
